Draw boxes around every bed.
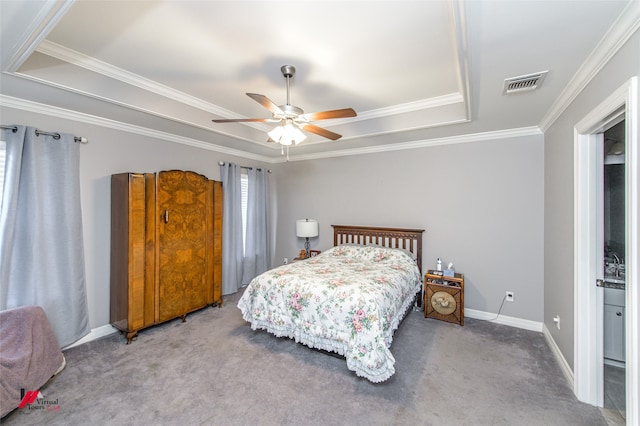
[237,225,424,382]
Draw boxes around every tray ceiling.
[0,0,633,161]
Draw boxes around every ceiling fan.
[212,65,357,144]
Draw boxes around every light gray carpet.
[3,291,606,425]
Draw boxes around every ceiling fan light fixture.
[213,65,356,152]
[268,121,306,146]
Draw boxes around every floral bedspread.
[237,244,421,382]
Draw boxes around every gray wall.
[275,134,544,322]
[0,106,271,330]
[1,104,545,332]
[544,29,640,369]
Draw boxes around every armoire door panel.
[157,171,209,322]
[128,174,147,331]
[110,173,155,337]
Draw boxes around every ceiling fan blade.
[299,108,357,121]
[301,123,342,141]
[246,93,285,116]
[212,117,278,123]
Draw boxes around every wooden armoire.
[110,170,223,343]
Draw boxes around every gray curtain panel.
[219,162,244,295]
[242,167,271,285]
[0,125,90,347]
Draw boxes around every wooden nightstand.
[424,270,464,325]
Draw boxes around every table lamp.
[296,219,318,258]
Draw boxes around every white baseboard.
[465,308,543,332]
[62,324,119,350]
[463,309,572,387]
[542,323,574,389]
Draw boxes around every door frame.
[574,77,638,424]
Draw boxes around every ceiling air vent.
[503,71,548,95]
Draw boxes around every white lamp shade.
[267,125,284,143]
[289,125,306,145]
[268,122,307,146]
[296,219,318,238]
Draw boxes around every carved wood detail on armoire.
[110,170,223,343]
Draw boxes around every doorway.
[602,120,626,421]
[574,77,638,425]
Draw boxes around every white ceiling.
[0,0,634,161]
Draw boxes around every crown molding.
[341,93,464,125]
[539,0,640,131]
[0,94,275,163]
[36,40,250,123]
[282,126,542,163]
[450,0,472,121]
[3,1,74,73]
[10,69,276,150]
[13,68,268,141]
[1,94,541,164]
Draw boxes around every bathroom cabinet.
[604,287,625,362]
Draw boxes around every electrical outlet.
[283,257,288,264]
[553,315,561,330]
[505,291,514,302]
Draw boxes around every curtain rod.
[1,125,88,144]
[218,161,271,173]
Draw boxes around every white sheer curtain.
[0,125,90,347]
[219,163,244,295]
[242,167,271,284]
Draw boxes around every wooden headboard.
[332,225,425,273]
